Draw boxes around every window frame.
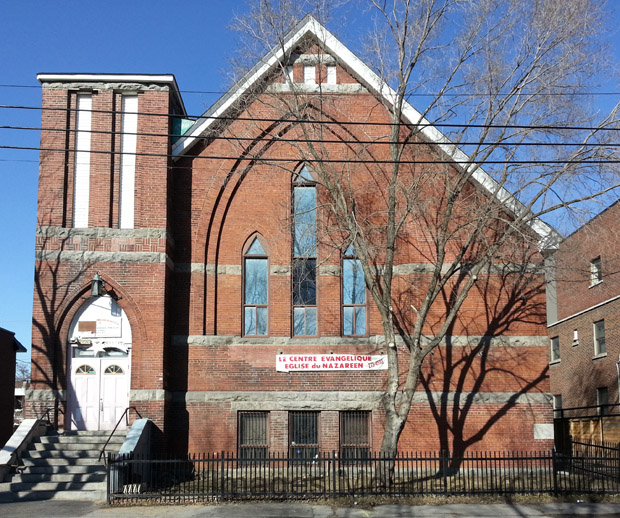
[242,235,269,337]
[590,257,603,286]
[341,246,368,337]
[292,166,318,337]
[238,411,269,460]
[593,320,606,356]
[550,336,560,362]
[597,387,609,416]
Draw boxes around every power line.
[3,144,620,167]
[2,82,620,98]
[2,124,618,148]
[1,104,619,133]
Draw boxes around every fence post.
[332,450,337,498]
[106,453,111,505]
[219,451,225,501]
[552,448,559,496]
[441,450,448,495]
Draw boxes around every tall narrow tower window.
[73,93,92,228]
[292,166,317,336]
[342,245,366,336]
[119,95,138,229]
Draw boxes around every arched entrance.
[67,295,132,430]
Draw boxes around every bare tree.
[224,0,620,457]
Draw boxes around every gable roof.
[172,15,557,248]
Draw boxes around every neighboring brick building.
[28,16,555,455]
[548,200,620,430]
[0,328,27,447]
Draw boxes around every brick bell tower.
[29,74,185,438]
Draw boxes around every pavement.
[2,500,620,518]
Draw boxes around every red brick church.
[28,16,554,456]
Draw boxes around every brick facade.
[28,20,553,456]
[549,201,620,410]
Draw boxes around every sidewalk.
[2,500,620,518]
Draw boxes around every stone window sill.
[592,353,607,360]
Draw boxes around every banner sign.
[276,354,388,372]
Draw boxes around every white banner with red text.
[276,354,388,372]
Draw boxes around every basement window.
[289,411,319,461]
[340,411,370,461]
[238,411,268,460]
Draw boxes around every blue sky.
[1,1,619,360]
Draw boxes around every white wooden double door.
[69,355,130,431]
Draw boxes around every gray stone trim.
[173,262,540,277]
[173,334,548,348]
[26,389,66,402]
[36,250,168,265]
[130,389,167,402]
[319,265,340,276]
[271,265,291,276]
[171,390,552,410]
[37,226,169,240]
[289,53,337,65]
[267,83,367,94]
[40,82,170,92]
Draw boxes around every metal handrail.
[99,406,143,463]
[42,405,64,427]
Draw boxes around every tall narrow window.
[238,411,268,459]
[594,320,606,356]
[293,167,317,336]
[73,93,92,228]
[597,387,609,416]
[244,237,268,336]
[550,336,560,362]
[590,257,603,285]
[343,245,366,336]
[304,65,315,84]
[289,411,319,461]
[119,95,138,229]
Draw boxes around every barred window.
[340,411,370,460]
[238,411,268,459]
[289,411,319,461]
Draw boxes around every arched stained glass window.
[244,236,268,336]
[76,365,95,375]
[104,365,124,374]
[343,245,366,336]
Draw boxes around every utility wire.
[1,104,619,133]
[3,144,620,167]
[2,82,620,98]
[2,124,618,148]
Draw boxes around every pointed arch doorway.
[67,295,132,430]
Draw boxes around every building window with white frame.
[326,65,336,84]
[590,256,603,285]
[572,329,579,346]
[550,336,560,362]
[594,320,606,356]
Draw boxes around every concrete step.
[38,435,125,445]
[12,473,106,483]
[4,481,106,492]
[32,442,121,452]
[12,489,107,501]
[25,449,101,459]
[59,430,127,437]
[22,457,101,467]
[24,464,103,474]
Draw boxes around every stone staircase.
[0,430,126,502]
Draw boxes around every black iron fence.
[106,448,620,503]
